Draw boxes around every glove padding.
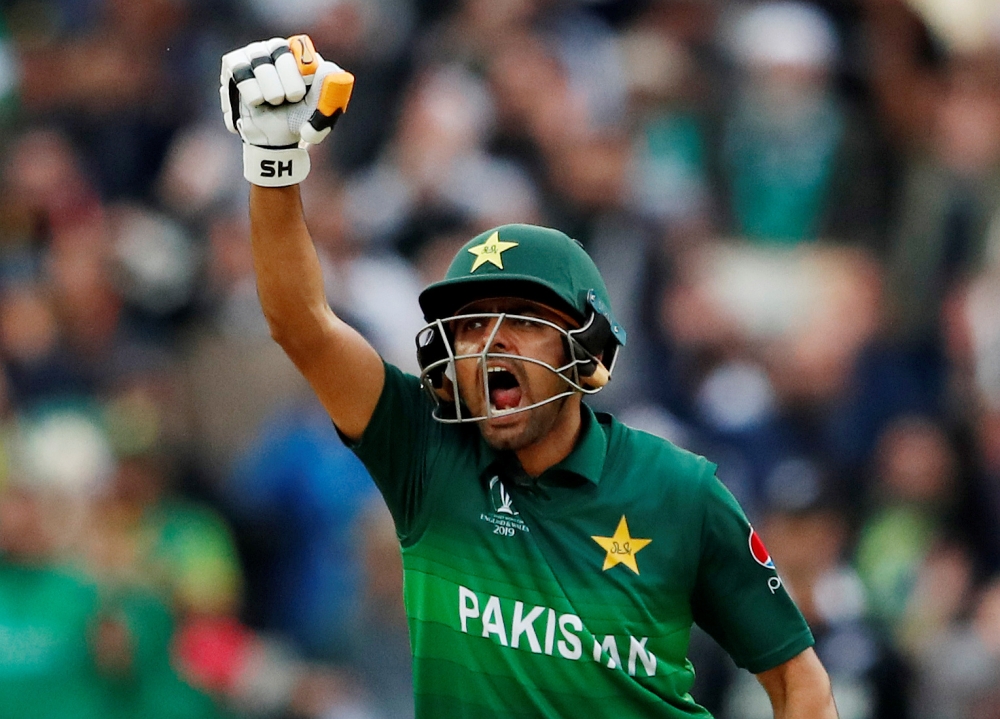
[220,35,354,187]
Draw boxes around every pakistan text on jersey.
[458,586,658,677]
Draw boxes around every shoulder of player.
[382,362,443,421]
[393,362,481,450]
[597,411,717,489]
[390,361,427,395]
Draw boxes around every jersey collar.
[476,403,607,487]
[547,403,606,485]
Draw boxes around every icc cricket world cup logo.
[490,476,519,516]
[482,476,528,536]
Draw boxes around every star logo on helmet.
[468,232,519,272]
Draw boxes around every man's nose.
[481,316,513,352]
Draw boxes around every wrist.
[243,144,311,187]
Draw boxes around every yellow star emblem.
[591,516,652,575]
[468,231,519,272]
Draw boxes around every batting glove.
[220,35,354,187]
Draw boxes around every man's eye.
[460,319,485,333]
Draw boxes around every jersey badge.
[591,516,652,575]
[749,527,775,569]
[468,231,519,272]
[481,476,530,537]
[490,475,518,516]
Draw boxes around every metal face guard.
[415,312,610,424]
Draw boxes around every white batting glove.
[220,35,355,187]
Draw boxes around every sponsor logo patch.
[749,527,775,569]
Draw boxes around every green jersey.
[0,561,224,719]
[349,363,813,718]
[0,562,106,719]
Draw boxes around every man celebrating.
[222,35,839,719]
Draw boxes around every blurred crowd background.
[0,0,998,716]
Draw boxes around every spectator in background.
[883,50,1000,345]
[84,376,366,719]
[854,415,975,655]
[15,0,207,200]
[915,576,1000,719]
[718,1,884,245]
[621,4,715,233]
[0,279,92,403]
[0,128,192,394]
[0,408,223,719]
[0,481,110,719]
[0,128,114,401]
[85,450,243,621]
[647,239,884,512]
[227,397,379,662]
[344,63,540,256]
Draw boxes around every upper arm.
[691,473,814,672]
[348,362,437,540]
[283,312,386,441]
[756,648,836,719]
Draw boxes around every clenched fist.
[220,35,354,186]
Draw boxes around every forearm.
[249,184,335,353]
[758,649,838,719]
[770,677,838,719]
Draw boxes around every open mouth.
[487,366,522,414]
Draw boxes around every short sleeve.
[344,361,434,540]
[691,473,814,674]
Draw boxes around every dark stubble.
[477,393,570,452]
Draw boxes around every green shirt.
[0,563,106,719]
[0,562,224,719]
[350,363,813,718]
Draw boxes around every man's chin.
[481,432,530,452]
[478,411,532,450]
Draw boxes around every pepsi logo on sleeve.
[748,527,775,569]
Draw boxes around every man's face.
[450,297,577,451]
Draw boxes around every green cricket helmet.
[415,223,627,423]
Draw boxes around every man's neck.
[515,397,583,477]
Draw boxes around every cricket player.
[221,35,839,718]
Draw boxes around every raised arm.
[756,647,838,719]
[249,184,383,440]
[222,36,384,440]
